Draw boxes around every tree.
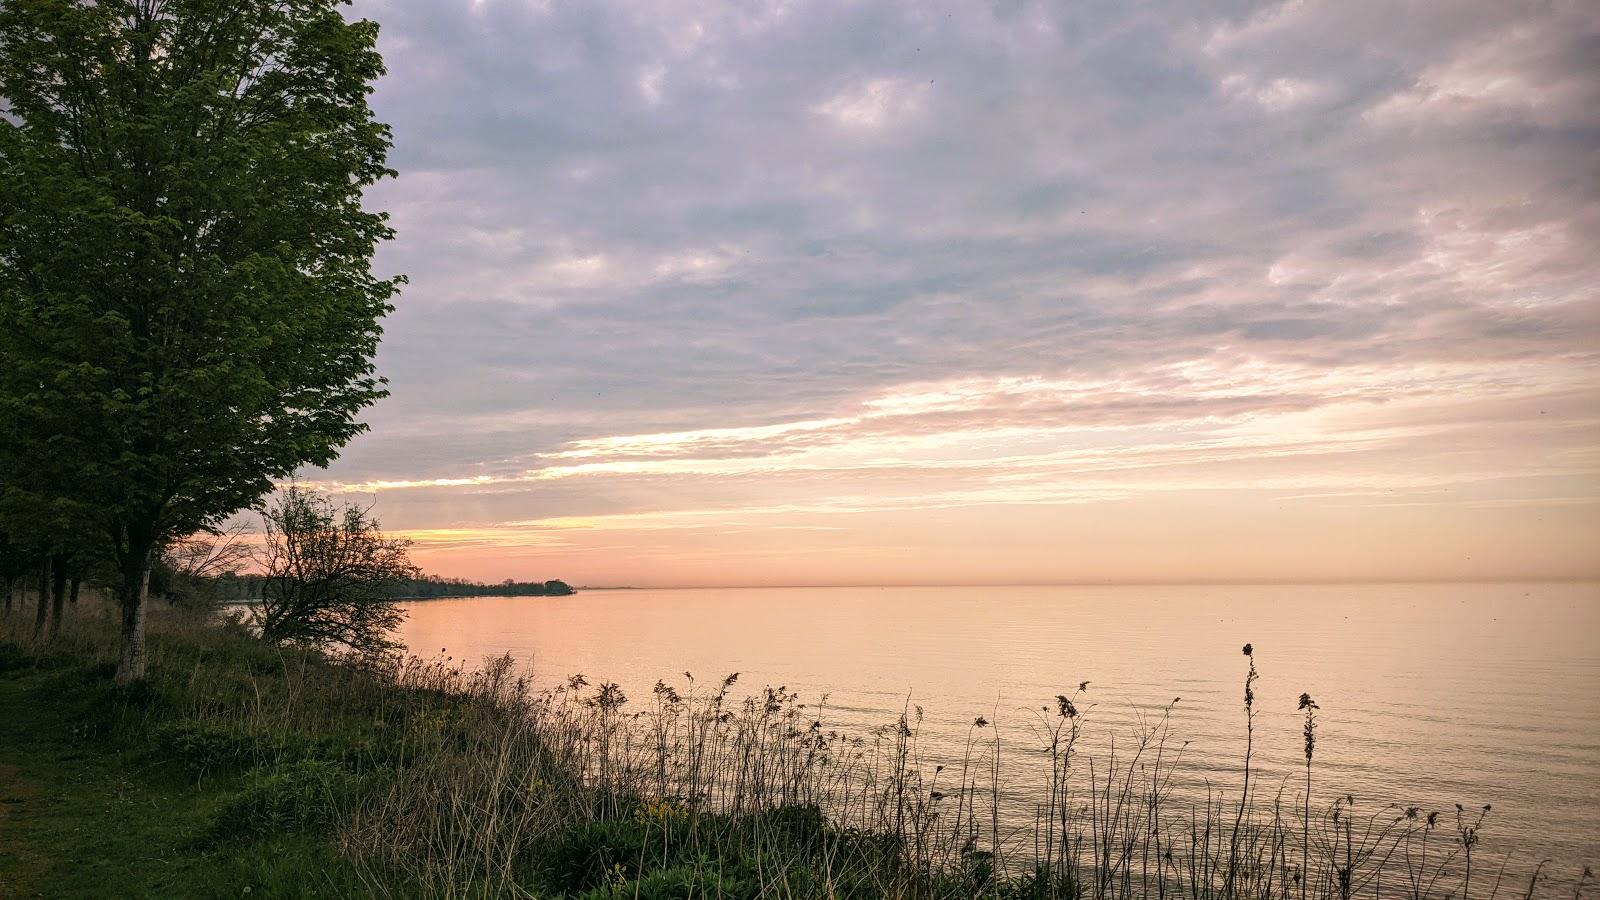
[256,487,416,656]
[155,521,253,612]
[0,482,98,641]
[0,0,400,680]
[0,526,28,617]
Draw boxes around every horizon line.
[563,575,1600,591]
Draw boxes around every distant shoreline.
[541,576,1600,591]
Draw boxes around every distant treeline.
[386,576,575,599]
[204,573,574,602]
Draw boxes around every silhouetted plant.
[255,487,418,655]
[1300,691,1319,899]
[1226,642,1259,898]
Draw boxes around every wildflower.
[974,716,989,728]
[1079,681,1091,692]
[1055,695,1078,719]
[1242,643,1253,657]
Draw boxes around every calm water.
[396,582,1600,875]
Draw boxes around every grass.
[0,635,368,898]
[0,598,1593,899]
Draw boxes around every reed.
[1,602,1591,899]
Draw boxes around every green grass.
[0,644,366,898]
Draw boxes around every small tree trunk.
[115,558,152,684]
[2,577,12,617]
[68,577,81,605]
[47,557,68,640]
[32,556,52,641]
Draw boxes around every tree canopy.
[0,0,400,680]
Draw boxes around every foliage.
[0,0,400,680]
[201,758,362,844]
[256,487,417,655]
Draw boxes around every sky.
[313,0,1600,587]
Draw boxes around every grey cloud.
[328,0,1597,499]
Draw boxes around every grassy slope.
[0,633,364,899]
[0,609,867,900]
[0,608,931,900]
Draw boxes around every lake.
[395,582,1600,878]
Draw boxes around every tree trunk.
[115,557,152,684]
[32,556,52,641]
[2,577,12,617]
[69,577,81,605]
[48,558,67,640]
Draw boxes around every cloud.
[812,77,929,129]
[323,0,1600,582]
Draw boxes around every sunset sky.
[310,0,1600,587]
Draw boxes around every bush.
[541,805,840,898]
[744,803,828,852]
[574,859,765,900]
[544,817,662,891]
[155,717,398,777]
[202,759,359,843]
[154,720,270,774]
